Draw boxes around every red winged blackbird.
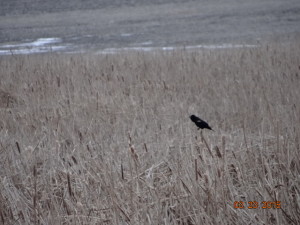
[190,115,213,131]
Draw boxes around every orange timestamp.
[234,201,281,209]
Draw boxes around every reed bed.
[0,41,300,224]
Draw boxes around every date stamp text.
[234,201,281,209]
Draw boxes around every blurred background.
[0,0,300,54]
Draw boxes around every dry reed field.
[0,41,300,224]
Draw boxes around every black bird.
[190,115,213,131]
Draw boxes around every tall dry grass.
[0,41,300,224]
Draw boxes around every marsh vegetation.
[0,41,300,224]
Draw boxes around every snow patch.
[100,44,257,54]
[0,38,67,55]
